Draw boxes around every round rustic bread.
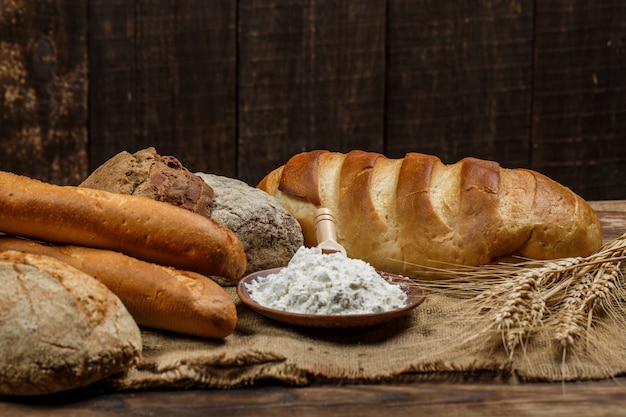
[196,173,304,284]
[0,250,142,396]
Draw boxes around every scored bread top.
[258,150,603,276]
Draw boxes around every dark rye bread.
[0,250,142,396]
[80,147,214,217]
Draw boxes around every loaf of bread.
[80,147,215,217]
[0,250,141,396]
[0,170,247,281]
[258,150,603,276]
[196,173,304,278]
[0,236,237,339]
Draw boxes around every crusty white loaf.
[0,250,142,396]
[0,236,237,339]
[0,170,247,281]
[258,150,603,276]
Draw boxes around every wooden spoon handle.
[314,208,347,256]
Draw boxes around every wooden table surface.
[2,200,625,417]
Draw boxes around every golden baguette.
[0,170,246,281]
[258,150,603,276]
[0,236,237,338]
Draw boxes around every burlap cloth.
[107,285,626,390]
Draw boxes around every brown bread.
[80,147,215,217]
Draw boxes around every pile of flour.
[244,246,407,315]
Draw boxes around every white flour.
[245,246,407,315]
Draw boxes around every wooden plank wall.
[0,1,87,184]
[0,0,624,201]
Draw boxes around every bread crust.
[275,149,326,206]
[258,150,604,276]
[80,147,215,216]
[0,171,246,281]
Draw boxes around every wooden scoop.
[314,208,347,256]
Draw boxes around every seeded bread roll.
[258,150,603,276]
[0,170,247,281]
[0,236,237,339]
[0,250,141,396]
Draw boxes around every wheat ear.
[480,258,581,357]
[554,260,623,349]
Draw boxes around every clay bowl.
[236,267,426,328]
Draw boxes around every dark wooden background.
[0,0,624,200]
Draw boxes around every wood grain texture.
[88,0,237,176]
[237,0,387,185]
[591,200,626,242]
[385,0,534,168]
[0,0,87,185]
[2,376,626,416]
[531,1,626,200]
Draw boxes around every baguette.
[258,150,603,276]
[0,236,237,338]
[0,170,246,281]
